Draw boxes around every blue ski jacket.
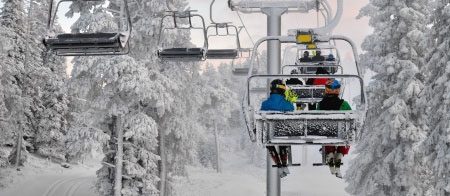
[261,94,295,112]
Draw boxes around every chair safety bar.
[247,74,367,110]
[282,64,343,75]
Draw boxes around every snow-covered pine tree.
[65,1,163,195]
[196,64,238,170]
[416,1,450,195]
[0,0,32,166]
[345,1,429,195]
[25,0,69,161]
[0,32,11,167]
[126,0,207,195]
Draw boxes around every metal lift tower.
[228,0,342,195]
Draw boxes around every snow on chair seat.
[158,48,206,61]
[255,111,358,145]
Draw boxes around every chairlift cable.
[235,11,255,45]
[235,10,261,70]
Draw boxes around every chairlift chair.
[206,23,241,59]
[241,31,366,148]
[231,48,258,76]
[157,10,208,61]
[44,0,132,56]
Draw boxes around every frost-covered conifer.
[26,0,69,161]
[345,1,429,195]
[0,0,31,166]
[126,0,207,195]
[416,1,450,195]
[196,64,238,169]
[65,1,163,195]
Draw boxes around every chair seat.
[45,33,120,47]
[206,49,238,59]
[232,68,257,76]
[158,48,205,60]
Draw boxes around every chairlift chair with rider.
[44,0,132,56]
[242,29,366,150]
[157,10,208,61]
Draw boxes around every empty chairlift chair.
[157,10,208,61]
[44,0,132,56]
[231,48,258,76]
[206,23,240,59]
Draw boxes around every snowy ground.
[174,145,353,196]
[0,155,98,196]
[0,146,353,196]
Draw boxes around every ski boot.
[334,153,343,178]
[267,146,282,168]
[279,147,290,176]
[326,152,336,175]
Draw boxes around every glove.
[285,89,298,103]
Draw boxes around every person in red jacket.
[306,67,329,85]
[318,79,351,178]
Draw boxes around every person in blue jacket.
[261,79,294,178]
[261,79,295,111]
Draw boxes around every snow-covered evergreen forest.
[0,0,449,196]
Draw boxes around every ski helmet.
[325,79,341,95]
[270,79,286,95]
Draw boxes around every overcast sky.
[187,0,372,53]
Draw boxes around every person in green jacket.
[317,79,351,178]
[316,79,351,110]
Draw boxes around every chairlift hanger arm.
[328,35,361,76]
[293,0,343,35]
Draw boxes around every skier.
[305,67,330,110]
[286,69,303,85]
[326,54,335,61]
[312,50,325,61]
[306,67,329,85]
[299,51,312,62]
[261,79,294,178]
[317,79,351,178]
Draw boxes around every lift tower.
[228,0,343,196]
[228,1,326,196]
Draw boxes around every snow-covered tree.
[416,1,450,195]
[0,0,31,166]
[195,64,238,170]
[28,0,69,161]
[125,0,208,195]
[65,1,164,195]
[345,1,429,195]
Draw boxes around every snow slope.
[174,146,352,196]
[0,155,98,196]
[0,146,353,196]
